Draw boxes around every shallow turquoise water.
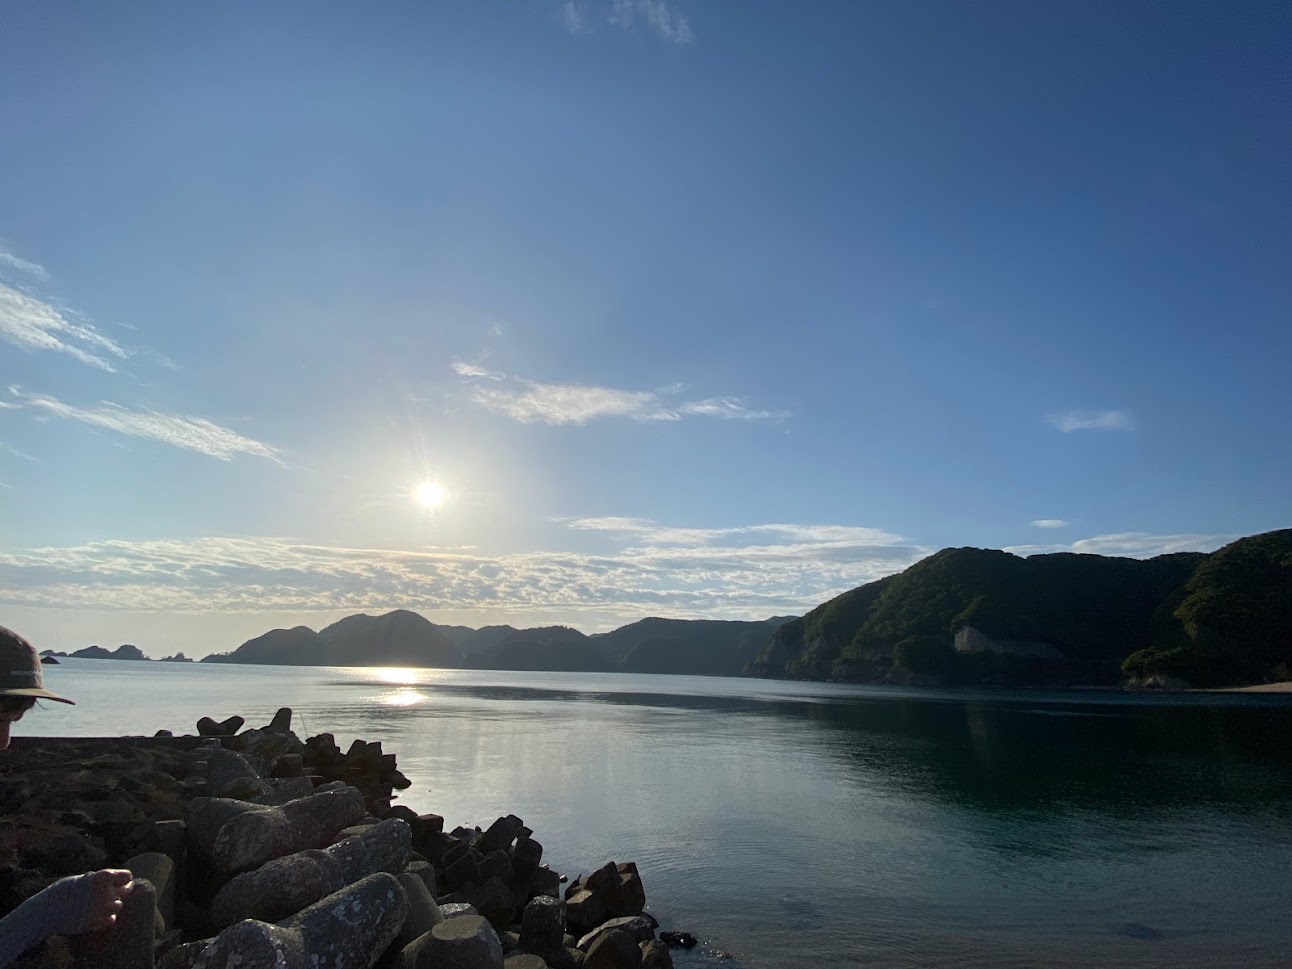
[22,659,1292,968]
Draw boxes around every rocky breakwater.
[1,708,698,969]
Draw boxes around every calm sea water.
[21,659,1292,968]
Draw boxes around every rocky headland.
[0,710,701,969]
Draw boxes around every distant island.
[748,528,1292,689]
[44,529,1290,689]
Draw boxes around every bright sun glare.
[413,480,448,510]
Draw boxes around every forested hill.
[593,616,795,675]
[746,529,1292,688]
[202,613,795,676]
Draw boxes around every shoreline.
[0,712,699,969]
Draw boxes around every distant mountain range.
[748,529,1292,688]
[197,612,796,677]
[43,529,1291,688]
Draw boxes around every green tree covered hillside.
[747,530,1291,687]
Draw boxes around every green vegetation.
[747,529,1292,688]
[892,635,956,676]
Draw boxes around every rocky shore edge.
[0,710,704,969]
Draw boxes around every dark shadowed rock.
[400,913,503,969]
[206,747,264,799]
[406,859,437,897]
[512,836,542,877]
[520,895,564,951]
[564,891,609,936]
[195,715,245,737]
[470,875,517,930]
[582,930,640,969]
[638,941,672,969]
[267,707,293,734]
[395,871,445,949]
[504,956,549,969]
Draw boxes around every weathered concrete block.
[395,871,445,950]
[193,873,407,969]
[125,851,176,930]
[400,913,503,969]
[582,930,640,969]
[520,895,564,951]
[100,877,157,969]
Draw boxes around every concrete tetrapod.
[193,872,408,969]
[400,913,504,969]
[210,818,412,927]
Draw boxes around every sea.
[22,659,1292,969]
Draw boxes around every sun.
[413,480,449,510]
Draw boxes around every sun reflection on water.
[373,668,420,686]
[381,688,427,707]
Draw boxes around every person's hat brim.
[0,687,74,705]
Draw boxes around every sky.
[1,1,1289,657]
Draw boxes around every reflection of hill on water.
[387,680,1292,828]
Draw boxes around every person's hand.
[42,869,135,936]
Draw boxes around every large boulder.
[638,941,672,969]
[186,785,366,874]
[582,930,641,969]
[193,873,407,969]
[520,895,564,951]
[211,818,411,926]
[400,913,503,969]
[576,916,654,951]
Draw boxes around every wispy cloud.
[0,282,130,372]
[451,360,506,381]
[8,389,280,463]
[0,520,925,625]
[1004,531,1233,559]
[0,442,34,462]
[1030,519,1069,529]
[679,397,789,421]
[1047,410,1133,432]
[562,1,590,35]
[0,248,49,281]
[470,381,672,424]
[457,367,785,426]
[562,0,694,45]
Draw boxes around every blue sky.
[1,1,1288,655]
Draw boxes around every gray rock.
[401,914,503,969]
[195,873,407,969]
[396,871,445,949]
[125,851,176,931]
[328,817,413,878]
[253,776,317,805]
[445,851,483,892]
[206,747,264,799]
[211,819,411,926]
[577,917,654,951]
[470,875,517,930]
[189,785,367,874]
[638,941,672,969]
[211,848,344,928]
[564,891,609,936]
[520,895,564,951]
[582,930,640,969]
[406,859,437,897]
[481,849,513,884]
[441,902,480,919]
[527,868,561,902]
[504,956,549,969]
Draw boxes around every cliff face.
[747,530,1292,688]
